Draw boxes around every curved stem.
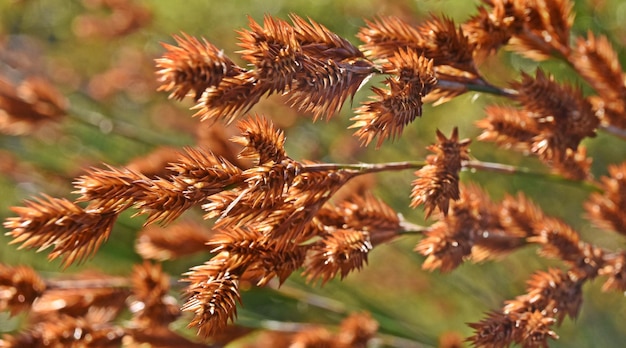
[464,160,602,192]
[301,161,426,174]
[302,159,600,191]
[600,124,626,141]
[435,79,517,98]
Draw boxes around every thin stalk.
[301,161,426,174]
[600,124,626,141]
[464,160,602,191]
[436,79,517,98]
[301,160,599,191]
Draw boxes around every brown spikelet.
[290,14,364,61]
[242,245,308,286]
[208,163,355,252]
[156,32,244,101]
[527,218,581,260]
[129,262,179,327]
[169,147,243,186]
[351,50,436,147]
[410,128,471,217]
[468,310,558,348]
[321,193,402,246]
[238,15,301,95]
[73,165,147,213]
[304,229,372,284]
[336,312,379,348]
[0,264,46,316]
[182,268,241,338]
[239,160,301,212]
[599,251,626,293]
[549,147,592,181]
[504,268,583,324]
[193,70,266,124]
[0,76,68,135]
[131,148,243,225]
[4,195,118,267]
[512,70,599,161]
[358,16,423,60]
[288,57,374,120]
[275,169,356,242]
[571,32,626,102]
[584,162,626,235]
[588,95,626,131]
[207,226,306,286]
[2,312,125,348]
[462,4,517,58]
[134,177,203,225]
[466,310,518,348]
[231,116,288,165]
[416,184,501,272]
[499,192,546,238]
[417,16,477,73]
[136,220,213,260]
[476,105,537,153]
[507,0,574,61]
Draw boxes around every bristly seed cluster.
[3,0,626,346]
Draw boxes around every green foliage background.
[1,0,626,346]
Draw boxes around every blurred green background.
[1,0,626,346]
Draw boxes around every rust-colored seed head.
[238,15,302,95]
[0,264,46,316]
[351,50,436,147]
[304,229,372,284]
[336,312,379,348]
[130,262,179,327]
[156,32,243,101]
[585,162,626,235]
[4,195,118,267]
[182,269,241,338]
[411,127,471,217]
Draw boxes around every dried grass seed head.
[192,70,265,124]
[182,270,241,338]
[416,184,499,272]
[304,229,372,284]
[237,15,301,94]
[156,32,243,101]
[411,127,471,217]
[351,50,436,147]
[130,261,179,327]
[585,162,626,235]
[512,70,599,162]
[4,195,118,267]
[0,264,46,316]
[231,116,288,165]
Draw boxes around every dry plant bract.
[3,0,626,347]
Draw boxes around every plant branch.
[301,161,426,174]
[301,159,600,192]
[464,160,602,191]
[436,79,517,98]
[600,124,626,141]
